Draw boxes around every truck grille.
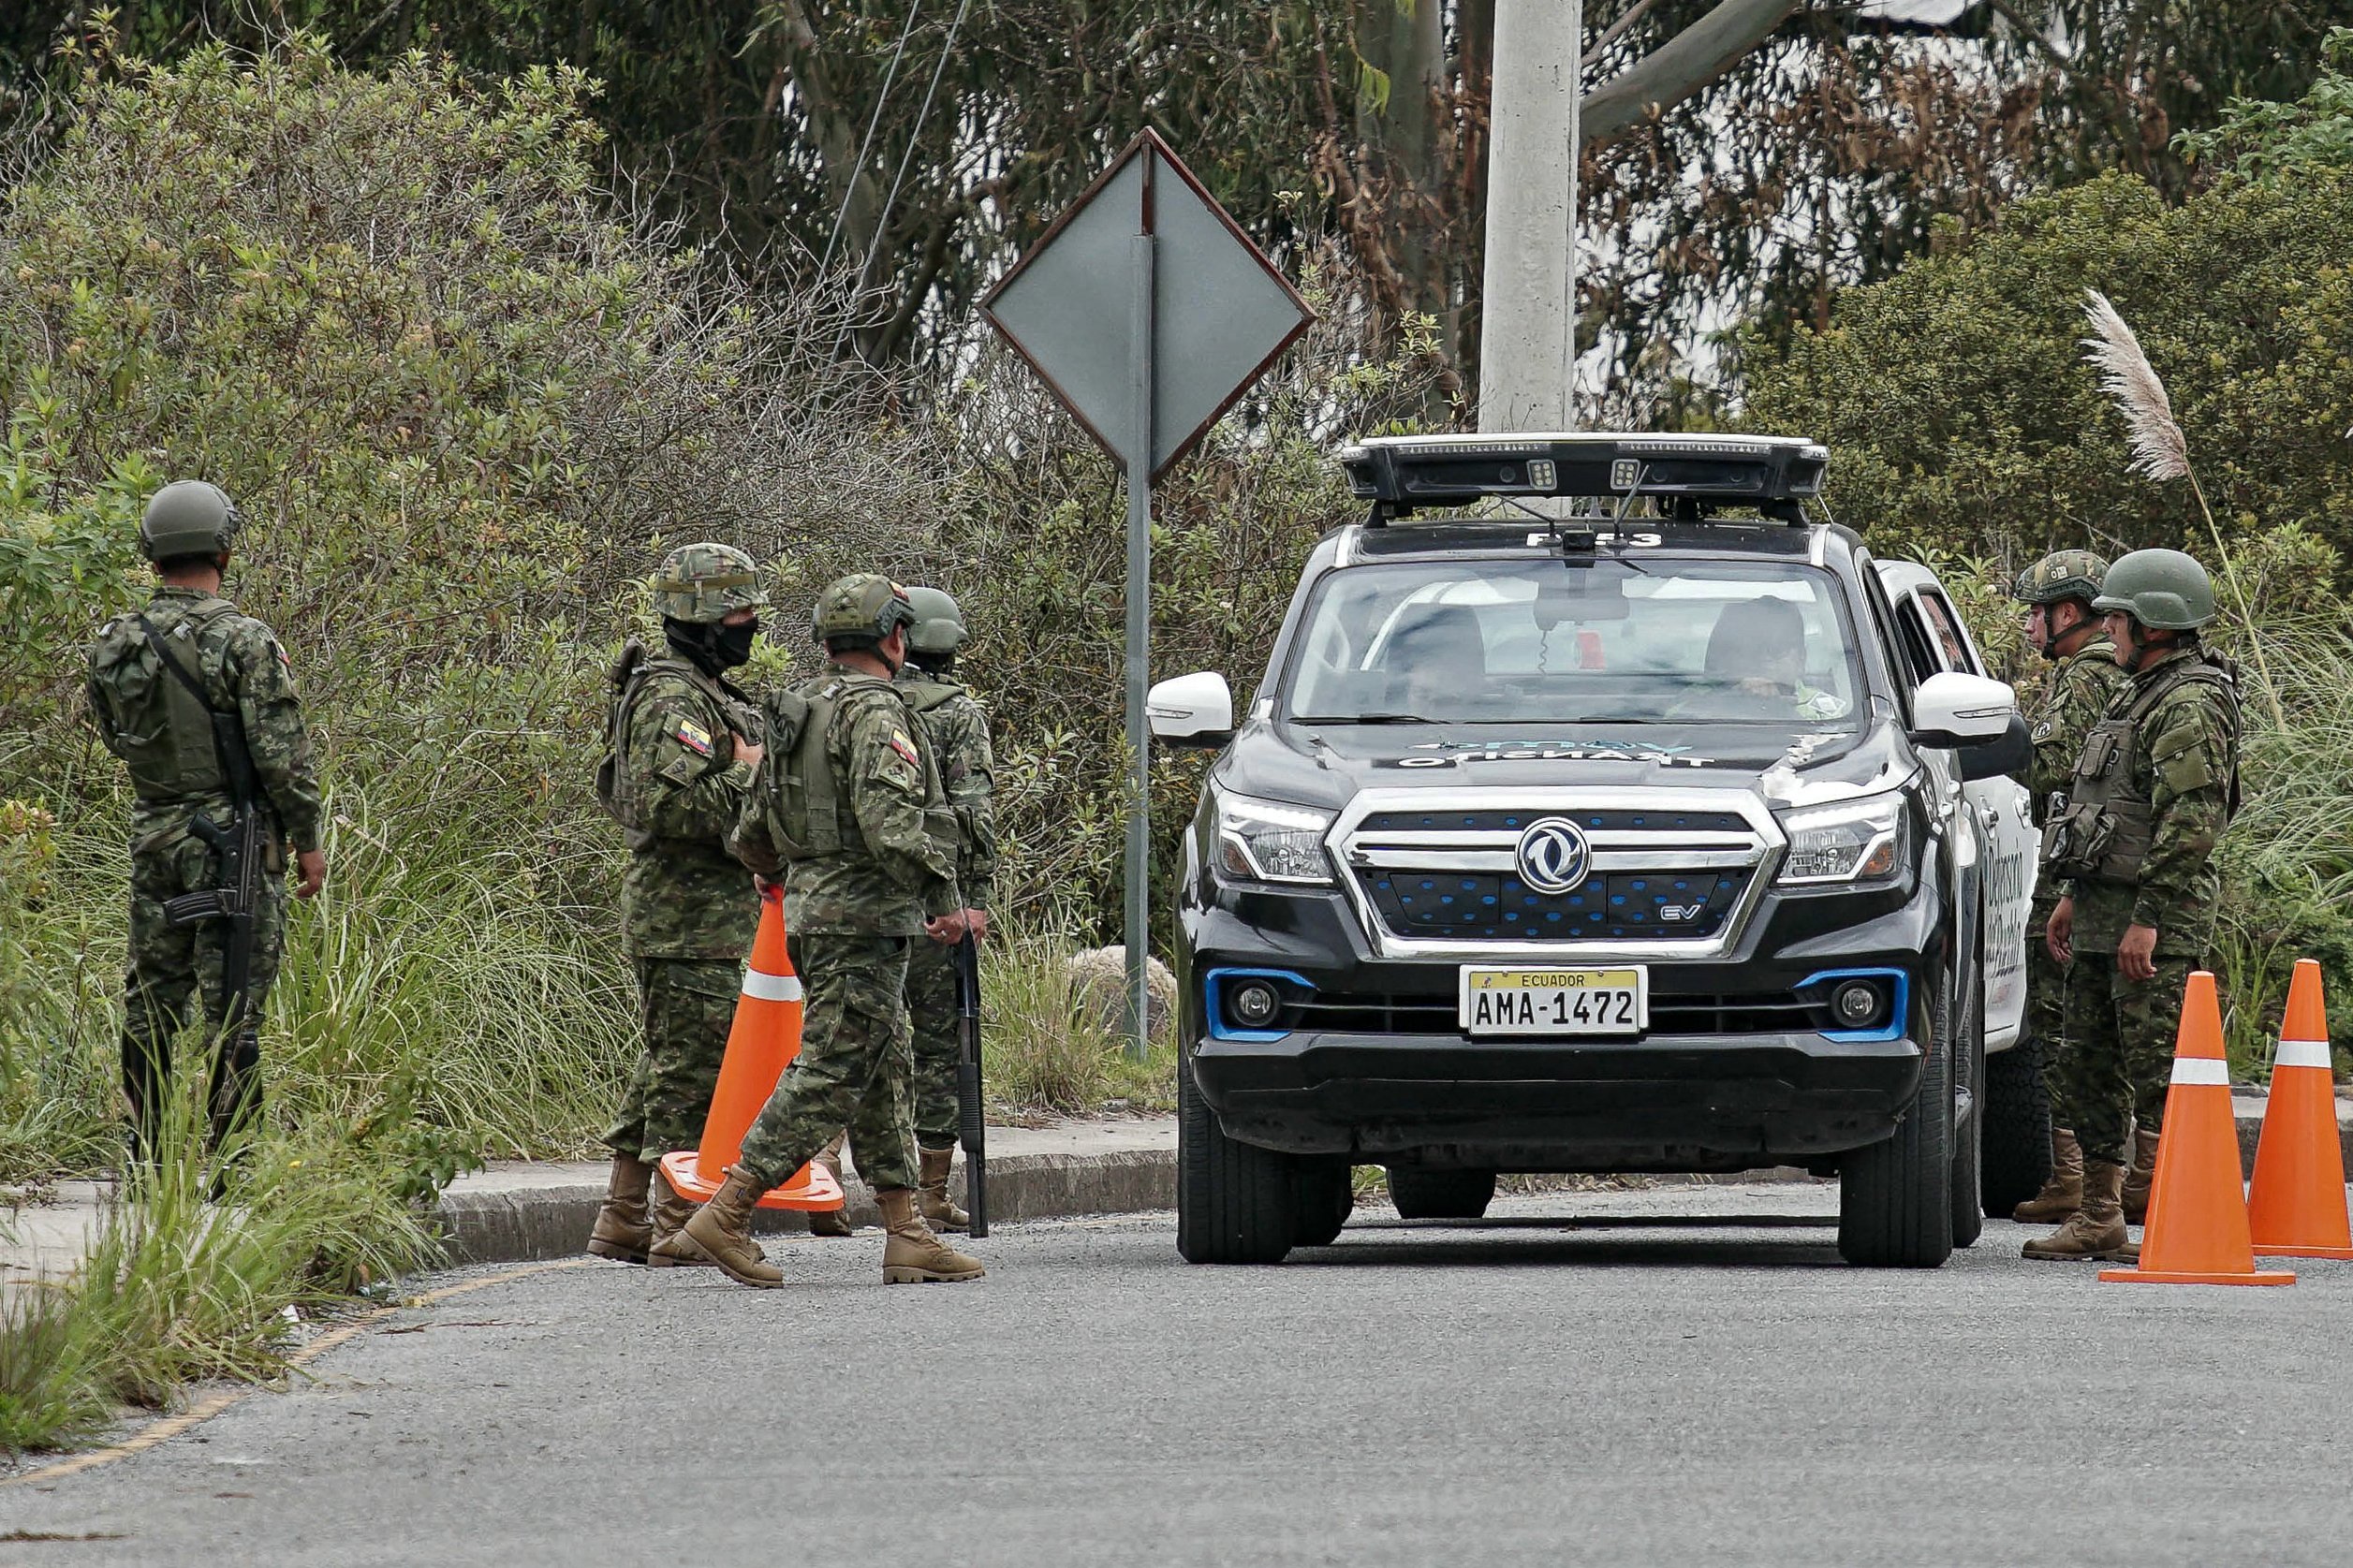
[1331,787,1782,958]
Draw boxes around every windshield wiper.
[1293,711,1436,725]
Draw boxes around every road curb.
[431,1148,1180,1266]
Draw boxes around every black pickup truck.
[1149,433,2044,1268]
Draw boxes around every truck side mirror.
[1148,671,1234,749]
[1958,713,2032,783]
[1911,670,2015,748]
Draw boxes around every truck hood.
[1213,717,1915,813]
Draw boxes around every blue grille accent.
[1360,868,1750,941]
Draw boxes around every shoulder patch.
[674,718,714,756]
[2030,719,2055,743]
[889,730,920,768]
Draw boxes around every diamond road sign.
[981,128,1314,480]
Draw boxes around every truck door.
[1889,579,2038,1050]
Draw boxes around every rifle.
[140,617,268,1153]
[955,930,988,1238]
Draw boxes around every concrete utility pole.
[1478,0,1581,433]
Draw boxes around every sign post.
[982,130,1313,1057]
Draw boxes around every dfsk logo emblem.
[1515,817,1591,894]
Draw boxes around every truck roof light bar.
[1337,432,1830,525]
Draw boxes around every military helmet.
[811,572,916,647]
[2010,549,2110,607]
[2092,548,2217,631]
[652,543,768,624]
[139,480,241,562]
[903,586,966,656]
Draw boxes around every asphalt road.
[7,1184,2352,1568]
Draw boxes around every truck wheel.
[1293,1163,1355,1248]
[1838,979,1955,1268]
[1949,976,1984,1249]
[1979,1037,2052,1215]
[1386,1166,1497,1221]
[1176,1052,1299,1264]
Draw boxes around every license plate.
[1458,966,1649,1036]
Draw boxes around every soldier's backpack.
[758,672,898,860]
[86,598,243,801]
[595,638,652,843]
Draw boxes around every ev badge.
[1515,817,1591,895]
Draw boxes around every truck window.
[1916,589,1980,676]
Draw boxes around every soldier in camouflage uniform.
[671,573,984,1287]
[2027,550,2241,1262]
[2006,551,2129,1225]
[85,481,327,1165]
[803,585,996,1236]
[584,544,767,1267]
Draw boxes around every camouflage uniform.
[896,663,998,1148]
[598,646,762,1163]
[2050,643,2241,1165]
[729,661,961,1194]
[86,585,323,1156]
[2021,633,2128,1099]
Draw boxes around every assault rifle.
[140,617,267,1151]
[956,931,989,1238]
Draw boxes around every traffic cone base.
[2246,960,2352,1259]
[661,889,846,1217]
[2102,970,2294,1288]
[657,1148,843,1211]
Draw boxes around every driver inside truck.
[1704,597,1846,720]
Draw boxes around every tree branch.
[1580,0,1806,149]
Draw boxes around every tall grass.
[0,1082,439,1456]
[981,934,1177,1118]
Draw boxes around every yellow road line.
[3,1258,594,1489]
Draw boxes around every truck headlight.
[1775,791,1907,886]
[1213,789,1336,886]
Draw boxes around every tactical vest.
[596,642,757,852]
[87,597,241,801]
[899,673,962,718]
[759,671,901,860]
[2043,651,2240,886]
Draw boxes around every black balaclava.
[667,616,758,677]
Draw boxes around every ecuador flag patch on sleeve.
[674,719,714,756]
[889,730,920,768]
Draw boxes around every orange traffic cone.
[2247,960,2352,1259]
[658,888,845,1213]
[2102,970,2293,1286]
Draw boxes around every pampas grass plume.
[2081,289,2191,481]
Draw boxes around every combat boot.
[2011,1128,2084,1224]
[681,1165,784,1288]
[877,1186,985,1283]
[2022,1158,2127,1260]
[807,1130,854,1238]
[918,1144,970,1232]
[645,1170,711,1268]
[585,1153,654,1265]
[2120,1128,2163,1225]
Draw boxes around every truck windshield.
[1283,556,1864,727]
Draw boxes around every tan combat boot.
[807,1131,854,1238]
[918,1144,970,1232]
[2022,1158,2128,1260]
[877,1186,985,1283]
[645,1170,711,1268]
[2120,1128,2163,1225]
[2012,1128,2085,1224]
[585,1152,654,1265]
[681,1165,784,1288]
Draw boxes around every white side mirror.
[1148,671,1234,747]
[1912,670,2016,745]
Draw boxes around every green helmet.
[903,586,966,656]
[651,543,768,624]
[811,572,916,647]
[2010,549,2109,607]
[2092,548,2217,631]
[140,480,241,562]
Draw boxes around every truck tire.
[1176,1052,1299,1264]
[1293,1163,1355,1248]
[1838,980,1955,1268]
[1386,1166,1498,1221]
[1979,1037,2052,1215]
[1949,976,1984,1249]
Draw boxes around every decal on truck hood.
[1386,738,1715,769]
